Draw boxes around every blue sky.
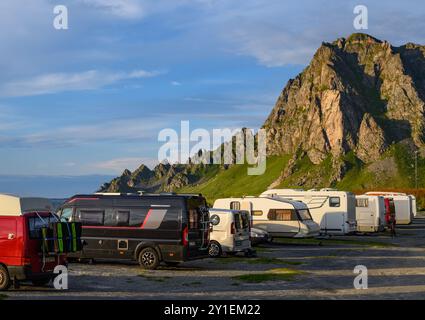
[0,0,424,178]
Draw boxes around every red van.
[0,195,67,290]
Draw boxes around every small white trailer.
[365,192,413,225]
[355,195,386,233]
[213,196,320,238]
[260,188,357,235]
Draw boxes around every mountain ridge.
[98,33,425,198]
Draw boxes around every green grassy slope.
[178,155,290,204]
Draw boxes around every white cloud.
[18,117,168,147]
[78,0,145,19]
[171,81,182,86]
[0,69,164,97]
[92,157,158,173]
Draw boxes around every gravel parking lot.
[3,214,425,300]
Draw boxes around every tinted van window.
[129,208,148,227]
[76,210,104,226]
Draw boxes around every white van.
[355,195,386,232]
[213,197,320,238]
[365,192,413,225]
[208,209,251,257]
[260,188,357,235]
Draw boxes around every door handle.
[8,233,15,240]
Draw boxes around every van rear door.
[186,198,209,258]
[0,218,19,265]
[233,212,250,250]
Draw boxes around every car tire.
[208,241,222,258]
[0,265,11,291]
[138,247,160,270]
[32,277,51,287]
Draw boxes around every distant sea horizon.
[0,174,115,198]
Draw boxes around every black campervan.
[57,193,210,269]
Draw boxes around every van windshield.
[297,209,313,221]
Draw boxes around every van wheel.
[0,265,11,291]
[32,277,51,287]
[138,248,160,270]
[208,241,222,258]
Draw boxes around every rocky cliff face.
[265,34,425,161]
[99,33,425,193]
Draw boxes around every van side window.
[267,209,296,221]
[252,210,263,216]
[161,209,180,230]
[329,197,340,207]
[129,209,148,227]
[230,202,240,210]
[76,210,104,226]
[356,199,368,207]
[116,211,130,226]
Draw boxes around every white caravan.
[365,192,413,225]
[213,197,320,238]
[260,189,357,235]
[355,195,386,232]
[208,209,251,257]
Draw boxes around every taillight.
[182,226,189,246]
[23,257,32,265]
[231,222,236,234]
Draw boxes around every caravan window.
[230,202,241,210]
[267,209,297,221]
[356,199,369,207]
[329,197,340,207]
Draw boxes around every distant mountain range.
[99,33,425,202]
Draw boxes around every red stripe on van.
[67,197,99,204]
[140,209,153,229]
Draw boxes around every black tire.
[208,241,222,258]
[32,277,51,287]
[138,247,160,270]
[0,265,11,291]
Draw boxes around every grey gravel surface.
[4,215,425,300]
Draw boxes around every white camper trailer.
[355,195,386,232]
[365,192,413,225]
[208,209,251,257]
[213,197,320,238]
[260,189,357,235]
